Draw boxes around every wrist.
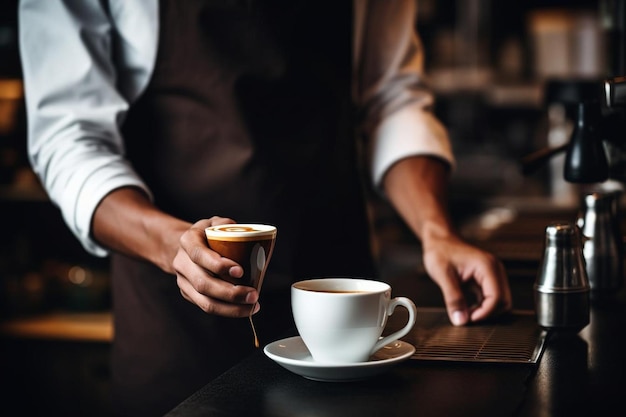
[418,220,456,250]
[143,213,190,274]
[92,187,190,274]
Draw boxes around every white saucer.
[263,336,415,382]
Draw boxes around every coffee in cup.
[291,278,417,363]
[206,224,277,347]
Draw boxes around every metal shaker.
[576,190,624,297]
[534,222,590,331]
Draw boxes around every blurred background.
[0,0,623,415]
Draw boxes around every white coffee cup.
[291,278,417,364]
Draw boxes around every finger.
[178,223,244,281]
[469,260,512,322]
[428,261,470,326]
[199,218,246,278]
[461,280,484,311]
[178,275,260,317]
[174,252,258,304]
[197,216,238,228]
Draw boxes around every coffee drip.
[250,315,259,348]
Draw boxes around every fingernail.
[229,266,243,278]
[245,292,258,304]
[452,310,467,326]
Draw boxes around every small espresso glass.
[206,224,277,347]
[205,224,277,289]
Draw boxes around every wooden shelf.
[0,311,113,343]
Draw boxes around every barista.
[19,1,512,415]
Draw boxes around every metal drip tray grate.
[404,308,547,364]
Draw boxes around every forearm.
[20,0,158,257]
[382,156,456,248]
[92,187,191,274]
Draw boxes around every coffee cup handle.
[371,297,417,354]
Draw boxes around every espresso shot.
[205,224,277,288]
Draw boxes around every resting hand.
[173,217,260,318]
[421,234,512,326]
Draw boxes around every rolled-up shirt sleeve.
[19,0,153,256]
[353,0,455,189]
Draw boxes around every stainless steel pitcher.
[577,190,624,296]
[534,222,590,331]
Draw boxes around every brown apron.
[114,0,376,415]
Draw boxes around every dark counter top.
[165,272,626,417]
[168,339,532,417]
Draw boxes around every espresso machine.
[524,0,626,298]
[570,0,626,184]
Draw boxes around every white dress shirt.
[19,0,454,256]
